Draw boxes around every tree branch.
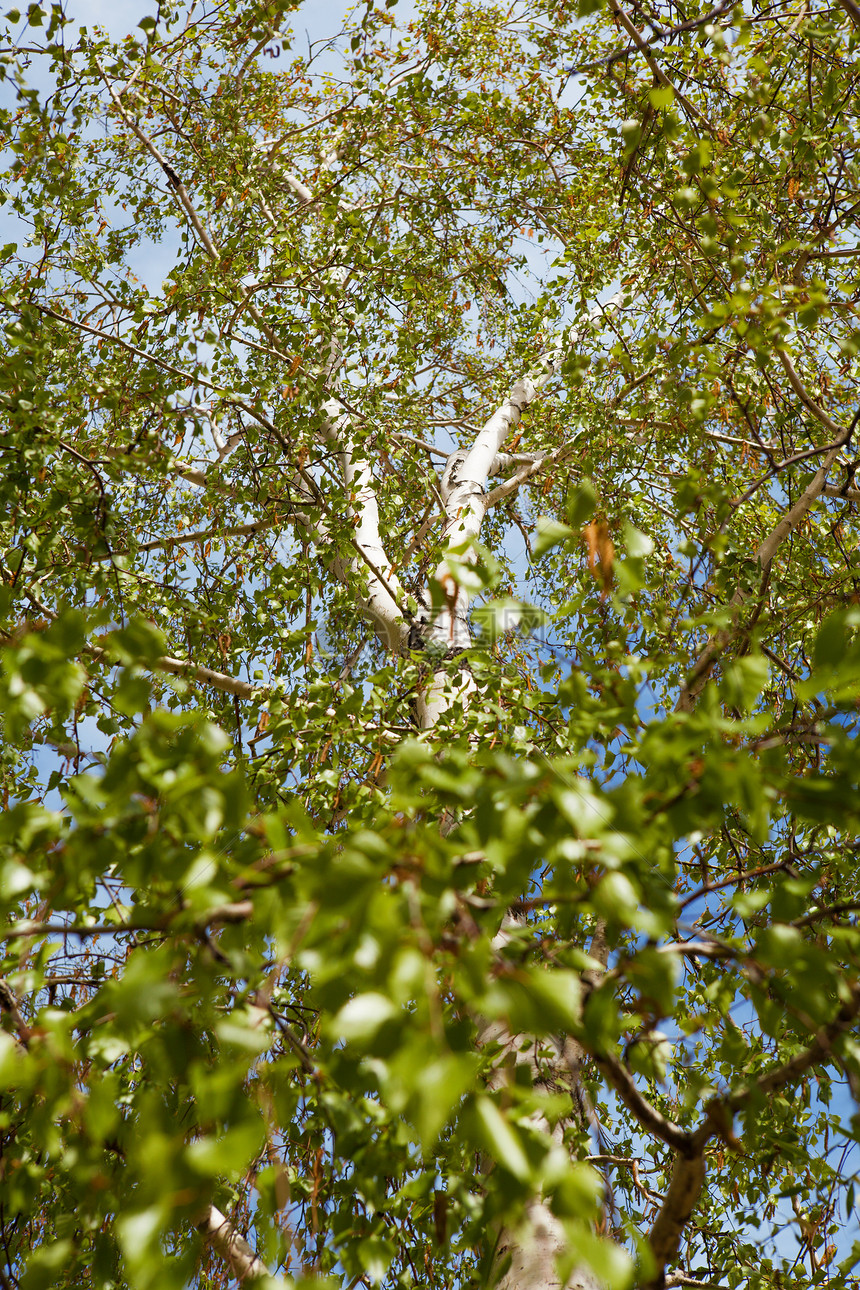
[677,421,852,711]
[585,1048,692,1155]
[323,405,412,653]
[834,0,860,27]
[98,63,221,262]
[571,0,735,72]
[2,903,254,940]
[98,64,290,357]
[720,980,860,1115]
[197,1204,271,1283]
[605,0,715,133]
[643,982,860,1288]
[416,295,624,723]
[109,517,286,559]
[775,349,854,441]
[644,1153,707,1289]
[85,642,270,701]
[485,449,561,508]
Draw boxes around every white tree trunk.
[397,361,606,1288]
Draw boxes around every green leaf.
[113,669,152,716]
[330,993,398,1044]
[648,85,675,110]
[534,517,575,558]
[567,478,597,528]
[814,612,844,666]
[0,859,37,899]
[186,1121,266,1180]
[411,1053,477,1148]
[20,1241,74,1290]
[590,872,640,927]
[470,1096,532,1181]
[720,653,769,711]
[106,617,168,665]
[627,947,679,1016]
[622,522,654,559]
[617,521,654,593]
[473,596,546,642]
[357,1236,396,1283]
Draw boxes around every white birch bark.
[415,363,559,728]
[415,296,622,725]
[199,1205,271,1283]
[399,335,615,1286]
[324,401,411,654]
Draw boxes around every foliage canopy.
[1,0,860,1287]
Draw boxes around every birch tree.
[1,1,860,1289]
